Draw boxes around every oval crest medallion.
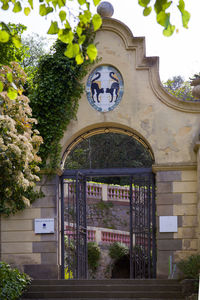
[86,65,124,112]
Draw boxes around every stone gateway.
[1,13,200,280]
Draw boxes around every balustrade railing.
[101,230,130,246]
[65,180,134,202]
[65,224,131,246]
[87,183,102,200]
[107,185,130,201]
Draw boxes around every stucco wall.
[61,19,200,167]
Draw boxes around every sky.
[2,0,200,81]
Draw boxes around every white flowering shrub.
[0,62,43,215]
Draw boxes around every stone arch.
[60,123,155,169]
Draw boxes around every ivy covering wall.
[30,30,95,171]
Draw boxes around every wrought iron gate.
[61,172,87,279]
[61,168,156,279]
[129,172,156,278]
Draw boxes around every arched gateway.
[1,12,200,281]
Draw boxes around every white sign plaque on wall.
[34,218,54,234]
[159,216,178,233]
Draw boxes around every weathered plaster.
[60,18,200,167]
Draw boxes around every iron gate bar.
[129,176,133,279]
[60,176,65,279]
[147,181,151,278]
[75,172,88,279]
[62,167,153,178]
[152,174,157,278]
[76,173,80,279]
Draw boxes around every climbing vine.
[30,27,95,171]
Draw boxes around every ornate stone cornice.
[100,18,200,113]
[152,163,197,172]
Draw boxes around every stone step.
[27,284,181,292]
[22,298,185,300]
[21,279,185,299]
[22,291,184,299]
[31,279,181,286]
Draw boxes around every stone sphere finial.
[97,1,114,18]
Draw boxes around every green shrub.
[108,242,129,260]
[0,261,31,300]
[178,254,200,280]
[178,254,200,291]
[88,242,101,272]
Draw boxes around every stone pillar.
[153,164,198,278]
[194,142,200,251]
[102,184,108,201]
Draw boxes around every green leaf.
[86,2,90,10]
[0,81,3,92]
[86,44,97,61]
[76,26,82,37]
[178,0,190,28]
[78,0,86,5]
[58,29,74,44]
[157,11,169,27]
[143,6,152,16]
[51,0,58,9]
[12,36,22,48]
[84,10,92,21]
[7,73,13,83]
[39,4,53,16]
[46,6,54,14]
[7,87,18,100]
[78,34,86,45]
[76,53,84,65]
[64,43,80,58]
[0,30,9,43]
[58,0,66,8]
[47,21,59,34]
[24,7,31,16]
[13,1,22,13]
[28,0,33,9]
[59,10,66,22]
[79,10,92,24]
[39,4,47,16]
[138,0,150,8]
[64,43,74,58]
[181,10,190,28]
[2,2,9,10]
[64,20,71,29]
[92,14,102,31]
[73,44,80,56]
[93,0,101,6]
[178,0,185,11]
[163,24,175,36]
[154,0,170,13]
